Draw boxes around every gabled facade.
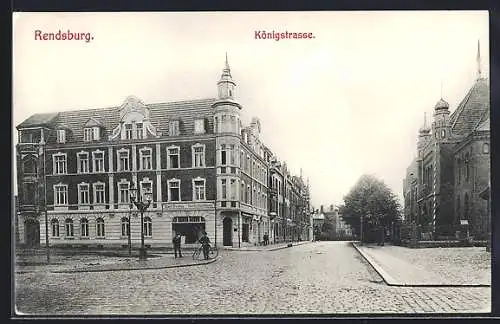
[403,42,491,239]
[15,56,311,248]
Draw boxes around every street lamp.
[130,184,152,260]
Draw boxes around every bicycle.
[192,244,219,260]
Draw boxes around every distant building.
[403,42,490,239]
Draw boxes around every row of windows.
[51,216,209,239]
[219,178,268,209]
[50,217,152,238]
[52,144,206,175]
[53,177,207,206]
[55,119,208,144]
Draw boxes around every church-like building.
[15,56,311,249]
[403,42,490,239]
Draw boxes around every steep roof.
[16,112,59,129]
[17,98,217,142]
[450,77,489,137]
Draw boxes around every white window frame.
[192,177,206,201]
[65,218,74,237]
[169,120,180,136]
[92,150,105,173]
[78,182,90,205]
[192,143,206,168]
[139,147,153,170]
[84,128,93,142]
[125,123,133,140]
[194,119,205,134]
[92,126,100,141]
[143,217,152,237]
[139,177,153,201]
[51,219,60,237]
[56,129,66,144]
[93,182,106,205]
[117,179,131,204]
[135,122,143,139]
[53,183,68,206]
[241,180,245,203]
[229,144,236,165]
[52,153,67,175]
[96,218,105,238]
[80,218,89,237]
[121,217,129,237]
[117,148,130,172]
[230,178,237,200]
[220,144,227,165]
[77,151,89,174]
[167,146,180,169]
[167,178,181,202]
[221,179,227,200]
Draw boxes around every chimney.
[320,205,324,213]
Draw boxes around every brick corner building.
[403,41,490,240]
[15,56,311,249]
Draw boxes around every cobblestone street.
[15,242,490,315]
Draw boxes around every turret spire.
[477,39,482,79]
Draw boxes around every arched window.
[465,153,470,182]
[441,129,446,138]
[121,217,129,237]
[80,218,89,237]
[96,218,105,237]
[464,194,469,221]
[143,217,152,237]
[483,143,489,154]
[51,219,59,237]
[457,158,462,184]
[23,157,37,174]
[65,218,74,237]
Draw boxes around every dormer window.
[84,128,93,142]
[194,119,205,134]
[125,124,133,140]
[93,127,100,141]
[136,123,143,139]
[56,129,66,144]
[169,120,180,136]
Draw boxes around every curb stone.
[50,256,219,274]
[351,242,490,287]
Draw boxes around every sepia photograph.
[12,11,491,315]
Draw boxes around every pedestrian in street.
[198,231,211,260]
[173,233,183,258]
[265,233,269,245]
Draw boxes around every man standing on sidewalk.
[173,233,183,258]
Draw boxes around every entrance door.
[24,219,40,248]
[223,217,233,246]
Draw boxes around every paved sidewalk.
[16,252,218,274]
[353,242,491,287]
[223,240,312,252]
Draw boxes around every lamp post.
[129,184,152,260]
[128,203,132,256]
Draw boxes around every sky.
[12,11,489,209]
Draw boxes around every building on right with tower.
[403,41,490,240]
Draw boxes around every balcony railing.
[17,143,40,153]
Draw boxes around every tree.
[338,174,401,242]
[321,213,336,240]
